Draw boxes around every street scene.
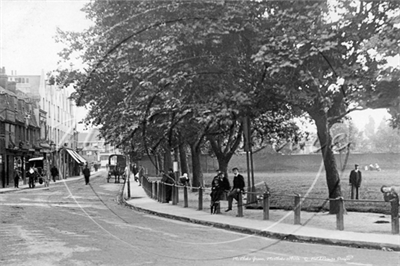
[1,171,399,266]
[1,1,400,266]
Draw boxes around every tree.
[252,0,400,213]
[364,115,376,139]
[52,1,400,214]
[53,0,302,186]
[370,120,400,153]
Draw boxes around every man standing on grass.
[349,164,362,199]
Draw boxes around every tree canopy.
[53,0,400,212]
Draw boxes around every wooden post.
[127,155,131,198]
[175,184,179,204]
[184,185,188,208]
[294,194,301,225]
[216,200,221,214]
[336,197,344,231]
[168,183,177,205]
[263,192,270,220]
[161,182,165,203]
[237,191,243,217]
[158,182,162,202]
[391,199,399,234]
[153,181,157,199]
[157,181,161,202]
[198,187,203,210]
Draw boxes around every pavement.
[0,175,83,193]
[122,178,400,252]
[2,173,399,251]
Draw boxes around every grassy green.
[201,169,400,213]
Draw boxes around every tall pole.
[250,148,256,204]
[246,150,251,204]
[127,155,131,198]
[243,116,253,204]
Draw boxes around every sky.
[0,0,397,131]
[0,0,91,75]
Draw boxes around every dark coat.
[83,167,90,177]
[232,174,245,191]
[50,167,59,177]
[349,170,362,187]
[210,175,230,202]
[161,173,175,184]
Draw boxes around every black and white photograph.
[0,1,399,265]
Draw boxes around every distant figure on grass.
[349,164,362,199]
[83,164,91,185]
[225,167,245,212]
[50,165,59,182]
[210,170,230,214]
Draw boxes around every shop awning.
[29,157,44,162]
[65,149,87,165]
[74,151,87,165]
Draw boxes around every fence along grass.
[140,169,400,234]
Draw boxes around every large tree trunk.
[179,143,189,176]
[214,154,230,179]
[207,130,242,179]
[163,145,173,172]
[314,114,343,214]
[190,143,202,190]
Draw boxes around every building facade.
[0,67,83,187]
[77,128,120,169]
[0,68,41,187]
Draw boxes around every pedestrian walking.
[210,170,230,214]
[138,165,145,186]
[349,164,362,199]
[225,167,245,212]
[28,166,36,188]
[14,168,20,188]
[132,163,139,182]
[83,164,91,185]
[50,165,59,182]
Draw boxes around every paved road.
[0,171,398,266]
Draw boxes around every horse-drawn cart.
[107,154,127,183]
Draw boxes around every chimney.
[7,81,16,93]
[0,66,7,90]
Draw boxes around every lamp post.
[243,116,256,206]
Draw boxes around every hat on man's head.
[355,164,359,167]
[232,167,239,171]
